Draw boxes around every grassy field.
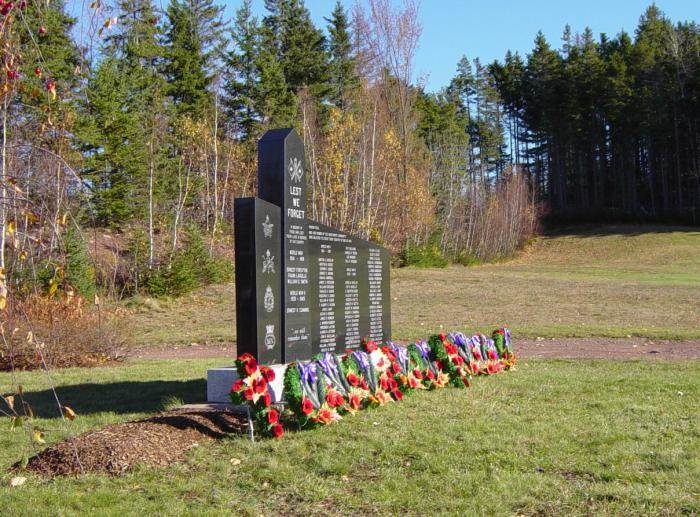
[126,225,700,347]
[1,358,698,515]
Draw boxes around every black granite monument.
[235,128,391,364]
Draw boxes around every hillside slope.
[126,225,700,347]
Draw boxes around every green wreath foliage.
[428,334,464,388]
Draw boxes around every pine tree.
[78,0,168,227]
[263,0,330,98]
[225,0,260,141]
[326,1,358,108]
[164,0,211,117]
[63,226,96,300]
[253,25,297,128]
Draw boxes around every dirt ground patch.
[18,408,248,477]
[129,337,700,361]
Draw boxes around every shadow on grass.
[22,379,207,418]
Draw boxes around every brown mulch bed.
[17,408,248,477]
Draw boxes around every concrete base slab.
[207,364,287,403]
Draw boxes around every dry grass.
[1,296,128,370]
[122,225,700,347]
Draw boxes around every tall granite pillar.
[257,129,312,362]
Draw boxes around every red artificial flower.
[380,376,389,391]
[413,369,423,380]
[261,366,275,382]
[244,358,259,376]
[243,387,254,401]
[409,377,419,389]
[301,397,314,415]
[34,67,41,77]
[231,378,244,392]
[349,393,361,410]
[487,349,498,361]
[360,379,369,390]
[347,373,360,386]
[452,355,464,366]
[427,370,436,380]
[435,360,443,371]
[473,349,482,361]
[253,376,267,394]
[326,391,345,408]
[365,340,378,352]
[38,26,46,34]
[267,409,279,425]
[1,3,14,16]
[387,377,398,391]
[271,423,284,438]
[376,358,385,369]
[382,347,396,361]
[445,343,457,355]
[315,408,333,424]
[262,392,272,407]
[439,333,447,342]
[6,69,18,80]
[392,389,404,401]
[495,329,505,335]
[391,362,401,374]
[239,353,254,363]
[470,361,479,374]
[487,364,497,375]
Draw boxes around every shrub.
[0,295,128,371]
[400,231,448,268]
[146,226,233,297]
[63,226,97,300]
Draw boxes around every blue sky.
[221,0,698,92]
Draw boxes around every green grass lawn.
[1,358,698,515]
[125,225,700,346]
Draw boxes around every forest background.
[0,0,697,313]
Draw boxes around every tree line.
[489,5,700,222]
[5,1,692,306]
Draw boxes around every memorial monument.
[235,128,391,364]
[208,128,391,401]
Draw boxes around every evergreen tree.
[263,0,330,98]
[225,0,260,140]
[164,0,211,117]
[63,226,96,300]
[253,25,297,128]
[78,0,168,226]
[326,1,358,108]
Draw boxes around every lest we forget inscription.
[235,128,391,364]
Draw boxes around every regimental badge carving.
[264,324,275,350]
[264,285,274,312]
[262,214,273,238]
[262,249,275,273]
[288,156,303,183]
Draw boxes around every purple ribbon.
[504,328,511,348]
[415,340,430,360]
[450,332,468,347]
[352,351,370,371]
[316,352,338,378]
[391,343,408,366]
[470,335,481,349]
[297,361,317,386]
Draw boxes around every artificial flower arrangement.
[229,353,284,438]
[231,328,515,439]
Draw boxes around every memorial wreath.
[231,328,516,439]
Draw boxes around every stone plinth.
[206,364,287,403]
